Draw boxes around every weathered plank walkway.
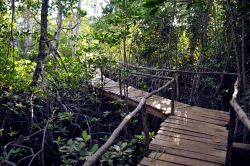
[91,71,230,166]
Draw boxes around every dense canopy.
[0,0,249,165]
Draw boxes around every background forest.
[0,0,250,165]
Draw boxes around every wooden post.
[118,68,123,98]
[175,72,180,100]
[225,108,236,166]
[141,105,150,155]
[171,79,175,115]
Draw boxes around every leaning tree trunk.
[31,0,49,85]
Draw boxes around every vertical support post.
[141,105,150,155]
[226,109,236,166]
[118,68,123,98]
[175,72,180,100]
[171,79,175,115]
[100,66,104,89]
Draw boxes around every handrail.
[118,62,238,76]
[229,78,250,130]
[226,78,250,166]
[84,78,175,166]
[130,71,173,80]
[116,67,173,80]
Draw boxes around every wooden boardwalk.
[91,71,230,166]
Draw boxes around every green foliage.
[58,112,74,121]
[101,141,134,165]
[57,131,99,165]
[1,0,248,165]
[0,59,35,93]
[135,131,155,143]
[2,147,24,160]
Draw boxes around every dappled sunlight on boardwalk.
[91,73,230,166]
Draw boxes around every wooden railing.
[226,78,250,166]
[120,63,249,166]
[86,63,249,166]
[85,65,175,165]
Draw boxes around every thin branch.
[62,22,81,31]
[28,150,43,166]
[4,160,17,166]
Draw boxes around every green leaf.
[91,144,99,153]
[82,130,90,142]
[121,142,127,150]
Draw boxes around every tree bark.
[72,0,82,57]
[55,1,63,51]
[31,0,49,86]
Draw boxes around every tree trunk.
[55,1,62,50]
[189,0,213,104]
[31,0,49,86]
[72,0,82,57]
[238,0,250,143]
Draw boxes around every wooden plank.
[233,143,250,151]
[149,144,225,164]
[165,118,227,132]
[150,139,226,159]
[155,134,226,150]
[178,106,229,118]
[173,112,228,126]
[168,116,228,130]
[175,110,229,122]
[161,122,228,137]
[152,135,226,151]
[173,109,229,123]
[148,152,222,166]
[174,109,229,123]
[156,131,227,146]
[159,126,225,141]
[195,106,230,115]
[139,157,183,166]
[163,119,227,134]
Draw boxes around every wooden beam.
[130,71,173,80]
[230,99,250,131]
[233,143,250,151]
[229,78,250,131]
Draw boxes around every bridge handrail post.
[226,78,239,166]
[226,78,250,165]
[141,105,150,155]
[118,67,123,98]
[171,78,176,115]
[225,108,236,166]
